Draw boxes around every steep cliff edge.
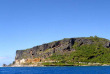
[11,36,110,66]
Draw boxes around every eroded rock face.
[15,38,94,60]
[9,37,110,67]
[104,42,110,48]
[75,38,93,46]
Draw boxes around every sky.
[0,0,110,66]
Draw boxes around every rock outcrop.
[11,37,110,66]
[15,38,94,60]
[2,64,7,67]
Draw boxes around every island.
[5,36,110,67]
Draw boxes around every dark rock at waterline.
[2,64,7,67]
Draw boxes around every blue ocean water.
[0,66,110,74]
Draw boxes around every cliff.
[15,38,94,60]
[11,36,110,66]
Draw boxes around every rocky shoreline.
[3,62,110,67]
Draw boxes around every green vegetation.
[42,62,74,66]
[44,48,52,53]
[25,48,31,50]
[86,36,109,42]
[43,36,110,66]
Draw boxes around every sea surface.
[0,66,110,74]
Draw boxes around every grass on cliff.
[44,36,110,66]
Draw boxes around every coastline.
[3,65,110,67]
[4,62,110,67]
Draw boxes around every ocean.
[0,66,110,74]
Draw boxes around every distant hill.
[9,36,110,66]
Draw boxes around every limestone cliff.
[15,38,95,60]
[11,37,110,66]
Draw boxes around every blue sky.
[0,0,110,66]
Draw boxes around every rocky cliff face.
[15,38,74,60]
[12,37,110,66]
[15,38,95,60]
